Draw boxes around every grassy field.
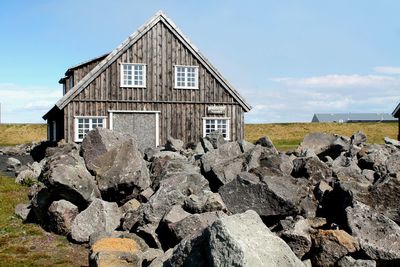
[0,124,47,146]
[245,122,398,150]
[0,175,88,267]
[0,122,397,150]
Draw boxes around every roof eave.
[392,103,400,118]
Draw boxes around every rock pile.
[14,129,400,266]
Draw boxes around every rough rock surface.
[71,199,122,243]
[219,172,317,222]
[165,210,304,267]
[337,256,376,267]
[48,199,79,235]
[344,201,400,260]
[296,132,349,160]
[81,128,150,202]
[41,143,100,208]
[310,229,359,267]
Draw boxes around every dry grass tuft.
[0,124,47,146]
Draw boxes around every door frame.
[108,110,160,147]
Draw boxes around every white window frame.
[120,63,147,88]
[202,117,230,141]
[74,116,107,142]
[174,65,199,89]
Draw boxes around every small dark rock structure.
[12,128,400,266]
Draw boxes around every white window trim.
[120,63,147,88]
[108,110,160,147]
[74,116,107,142]
[174,65,199,89]
[202,117,230,141]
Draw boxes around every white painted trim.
[74,115,107,118]
[74,116,107,142]
[108,110,161,113]
[108,110,160,147]
[120,63,147,88]
[202,117,231,141]
[52,120,57,141]
[174,65,199,89]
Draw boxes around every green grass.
[0,175,87,267]
[245,122,398,150]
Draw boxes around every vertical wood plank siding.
[63,21,244,144]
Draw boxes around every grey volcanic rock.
[81,128,150,203]
[310,229,359,267]
[122,172,210,231]
[296,132,350,160]
[292,156,332,183]
[48,199,79,235]
[71,199,122,243]
[345,201,400,260]
[255,136,278,153]
[41,144,100,208]
[350,131,368,147]
[165,210,304,267]
[6,157,21,172]
[164,136,184,152]
[16,161,42,185]
[219,171,317,222]
[384,136,400,148]
[337,256,376,267]
[15,203,32,222]
[204,132,227,149]
[183,192,226,214]
[278,217,327,259]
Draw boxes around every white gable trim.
[54,11,251,112]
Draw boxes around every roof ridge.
[49,10,251,114]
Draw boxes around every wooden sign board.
[207,106,226,115]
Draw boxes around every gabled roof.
[312,113,397,122]
[393,103,400,118]
[45,10,251,119]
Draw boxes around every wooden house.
[43,11,251,150]
[393,103,400,140]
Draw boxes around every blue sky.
[0,0,399,123]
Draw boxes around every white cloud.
[272,74,399,89]
[0,83,61,123]
[374,66,400,75]
[244,71,400,123]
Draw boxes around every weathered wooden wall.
[63,57,106,94]
[62,20,244,144]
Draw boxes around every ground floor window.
[203,117,230,140]
[74,117,106,142]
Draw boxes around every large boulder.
[122,172,210,232]
[48,199,79,235]
[344,201,400,261]
[277,216,327,259]
[15,161,42,185]
[310,229,359,267]
[291,156,332,183]
[255,136,278,154]
[296,132,350,160]
[71,199,122,243]
[41,143,100,209]
[165,210,304,267]
[164,136,184,152]
[6,157,21,172]
[204,132,227,149]
[200,141,246,190]
[219,171,317,224]
[81,128,150,203]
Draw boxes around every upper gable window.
[121,63,146,88]
[174,65,198,89]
